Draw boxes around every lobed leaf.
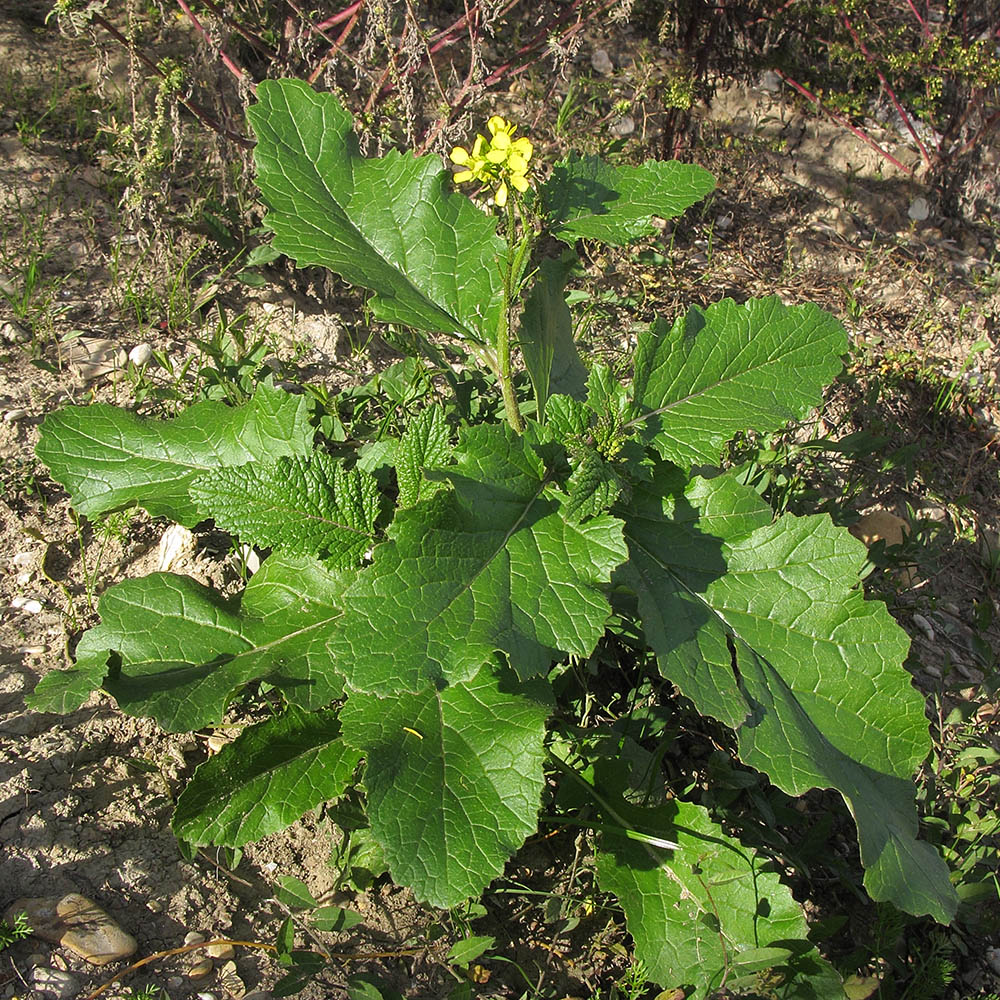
[541,153,715,246]
[619,468,958,922]
[191,452,380,568]
[326,423,628,695]
[248,79,505,344]
[341,665,551,908]
[173,706,361,847]
[630,297,847,469]
[49,554,354,731]
[35,385,313,526]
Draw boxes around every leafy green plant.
[29,80,959,997]
[0,912,31,952]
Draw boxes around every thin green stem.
[496,197,525,433]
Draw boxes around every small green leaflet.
[172,706,361,847]
[191,452,380,568]
[35,384,313,526]
[341,665,551,908]
[630,297,847,469]
[248,79,505,344]
[395,405,452,508]
[541,152,716,245]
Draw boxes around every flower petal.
[494,180,508,207]
[454,169,475,183]
[509,173,530,192]
[450,146,470,165]
[511,137,533,160]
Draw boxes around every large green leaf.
[341,665,550,908]
[35,385,313,526]
[327,424,628,695]
[541,153,715,245]
[30,555,354,731]
[630,297,847,469]
[173,706,361,847]
[619,469,958,922]
[248,79,504,344]
[596,796,835,999]
[190,453,380,568]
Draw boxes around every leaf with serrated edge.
[619,469,957,922]
[248,79,504,343]
[191,453,379,567]
[396,406,451,508]
[341,665,550,908]
[67,554,353,731]
[541,153,715,246]
[328,424,627,695]
[172,706,361,847]
[596,798,816,998]
[36,385,312,526]
[630,298,846,469]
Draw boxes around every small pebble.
[146,899,164,913]
[908,196,930,222]
[196,993,218,1000]
[590,47,613,74]
[11,596,43,614]
[207,941,236,959]
[609,114,635,138]
[715,213,734,230]
[168,976,185,990]
[3,408,28,422]
[185,931,207,947]
[986,946,1000,976]
[912,613,935,642]
[32,966,79,1000]
[923,663,942,679]
[129,342,154,366]
[189,958,214,979]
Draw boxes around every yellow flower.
[450,114,533,206]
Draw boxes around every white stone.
[912,613,935,642]
[129,342,154,366]
[157,524,195,572]
[590,48,613,74]
[11,596,42,614]
[908,196,930,221]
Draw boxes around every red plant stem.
[316,0,364,33]
[174,0,248,84]
[772,68,915,176]
[838,8,936,166]
[192,0,278,61]
[89,11,253,146]
[308,4,364,84]
[904,0,933,39]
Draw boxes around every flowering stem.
[496,198,525,433]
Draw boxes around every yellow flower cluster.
[450,115,533,208]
